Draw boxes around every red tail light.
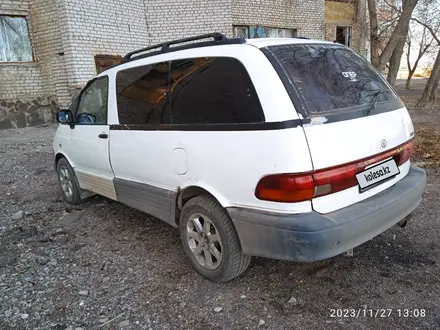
[255,173,314,203]
[255,139,414,203]
[396,140,414,166]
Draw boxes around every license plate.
[356,158,400,191]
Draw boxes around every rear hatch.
[264,43,415,213]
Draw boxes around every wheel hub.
[200,233,209,245]
[186,213,223,270]
[59,166,73,199]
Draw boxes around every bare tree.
[405,24,434,89]
[376,0,413,86]
[419,45,440,104]
[387,22,409,86]
[411,1,440,104]
[367,0,419,73]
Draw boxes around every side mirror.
[57,110,72,124]
[77,113,97,124]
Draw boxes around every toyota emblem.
[380,139,388,148]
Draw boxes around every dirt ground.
[1,85,440,330]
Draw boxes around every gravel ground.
[1,113,440,330]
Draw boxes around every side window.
[168,57,265,125]
[115,62,171,125]
[76,77,109,125]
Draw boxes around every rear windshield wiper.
[365,90,385,115]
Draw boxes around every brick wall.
[60,0,150,89]
[29,0,70,108]
[0,0,29,15]
[61,0,233,88]
[146,0,233,42]
[60,0,326,89]
[61,0,324,87]
[0,0,43,100]
[0,0,59,128]
[232,0,325,39]
[0,64,43,99]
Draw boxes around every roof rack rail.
[122,33,244,62]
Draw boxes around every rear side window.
[116,62,171,125]
[167,57,264,124]
[267,44,398,114]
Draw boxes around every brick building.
[325,0,368,58]
[0,0,367,129]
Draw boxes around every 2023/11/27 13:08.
[329,308,427,318]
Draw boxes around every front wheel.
[179,195,250,282]
[56,157,84,205]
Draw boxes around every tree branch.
[406,41,412,71]
[377,0,419,68]
[368,0,381,67]
[411,17,440,45]
[381,0,402,14]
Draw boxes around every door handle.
[98,133,108,139]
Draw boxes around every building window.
[233,25,297,39]
[0,15,33,62]
[335,26,352,47]
[233,26,249,39]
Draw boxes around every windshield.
[267,44,398,115]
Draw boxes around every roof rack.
[122,33,245,62]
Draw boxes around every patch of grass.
[413,124,440,167]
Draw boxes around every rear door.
[266,43,414,213]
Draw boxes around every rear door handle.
[98,133,108,139]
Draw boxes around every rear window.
[267,44,398,115]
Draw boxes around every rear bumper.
[227,166,426,262]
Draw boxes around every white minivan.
[53,33,426,282]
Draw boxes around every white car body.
[52,35,426,281]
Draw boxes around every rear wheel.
[56,158,83,205]
[179,195,250,282]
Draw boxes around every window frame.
[73,76,110,125]
[0,14,34,64]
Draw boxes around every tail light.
[255,139,414,203]
[396,139,414,166]
[255,173,314,203]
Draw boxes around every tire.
[56,157,84,205]
[179,195,251,282]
